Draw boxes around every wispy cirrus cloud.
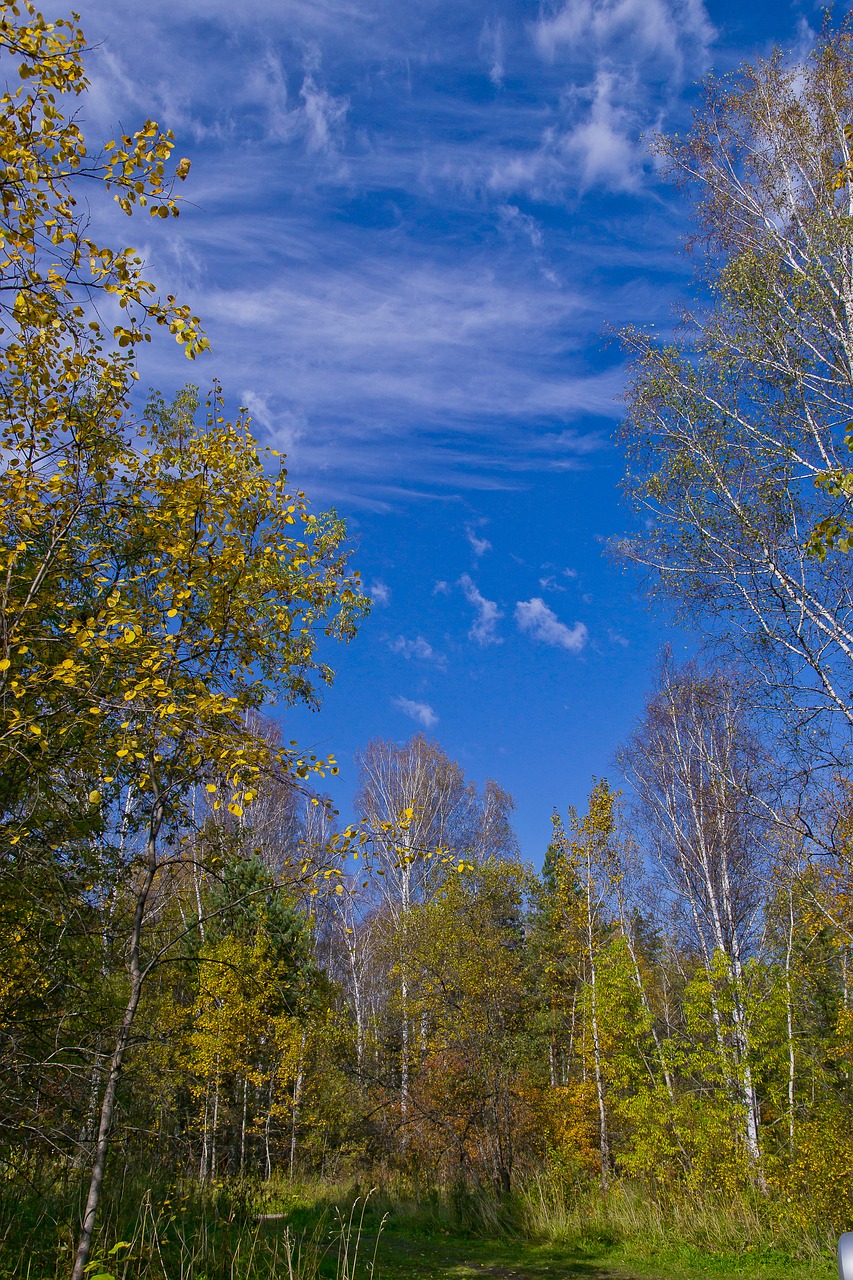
[465,522,492,559]
[516,0,717,197]
[75,0,711,509]
[515,598,588,653]
[389,635,443,664]
[299,74,350,155]
[539,565,578,592]
[393,696,438,728]
[479,18,505,88]
[460,574,503,646]
[175,255,619,500]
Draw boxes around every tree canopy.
[619,28,853,775]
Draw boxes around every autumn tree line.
[8,692,853,1243]
[5,0,853,1270]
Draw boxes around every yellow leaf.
[0,659,9,672]
[206,783,217,793]
[88,790,101,804]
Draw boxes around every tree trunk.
[399,856,411,1144]
[240,1075,248,1175]
[400,968,409,1140]
[264,1065,277,1181]
[211,1059,220,1180]
[784,881,797,1153]
[621,913,676,1102]
[588,952,610,1189]
[71,802,163,1280]
[289,1031,306,1178]
[200,1082,210,1182]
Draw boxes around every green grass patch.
[0,1170,839,1280]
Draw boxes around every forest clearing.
[0,1174,840,1280]
[5,0,853,1277]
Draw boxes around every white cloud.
[243,48,291,141]
[229,47,350,158]
[390,635,440,662]
[520,0,716,198]
[541,562,579,584]
[192,257,615,497]
[369,580,391,606]
[533,0,714,74]
[433,580,451,596]
[241,390,306,454]
[608,627,629,647]
[479,18,505,88]
[565,70,643,194]
[71,0,694,506]
[515,598,588,653]
[393,696,438,729]
[498,204,544,250]
[488,71,643,197]
[459,574,503,646]
[299,75,349,154]
[465,523,492,558]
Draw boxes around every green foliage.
[207,854,316,995]
[5,7,853,1276]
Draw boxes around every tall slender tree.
[619,29,853,785]
[621,662,769,1182]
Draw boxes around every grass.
[0,1167,839,1280]
[266,1176,837,1280]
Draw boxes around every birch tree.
[621,662,769,1183]
[551,781,622,1188]
[355,735,478,1138]
[619,30,853,780]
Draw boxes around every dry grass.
[517,1172,834,1261]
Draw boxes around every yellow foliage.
[0,383,368,834]
[777,1106,853,1236]
[539,1081,600,1176]
[0,1,206,366]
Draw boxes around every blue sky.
[74,0,823,861]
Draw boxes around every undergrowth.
[0,1164,838,1279]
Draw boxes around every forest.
[4,2,853,1279]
